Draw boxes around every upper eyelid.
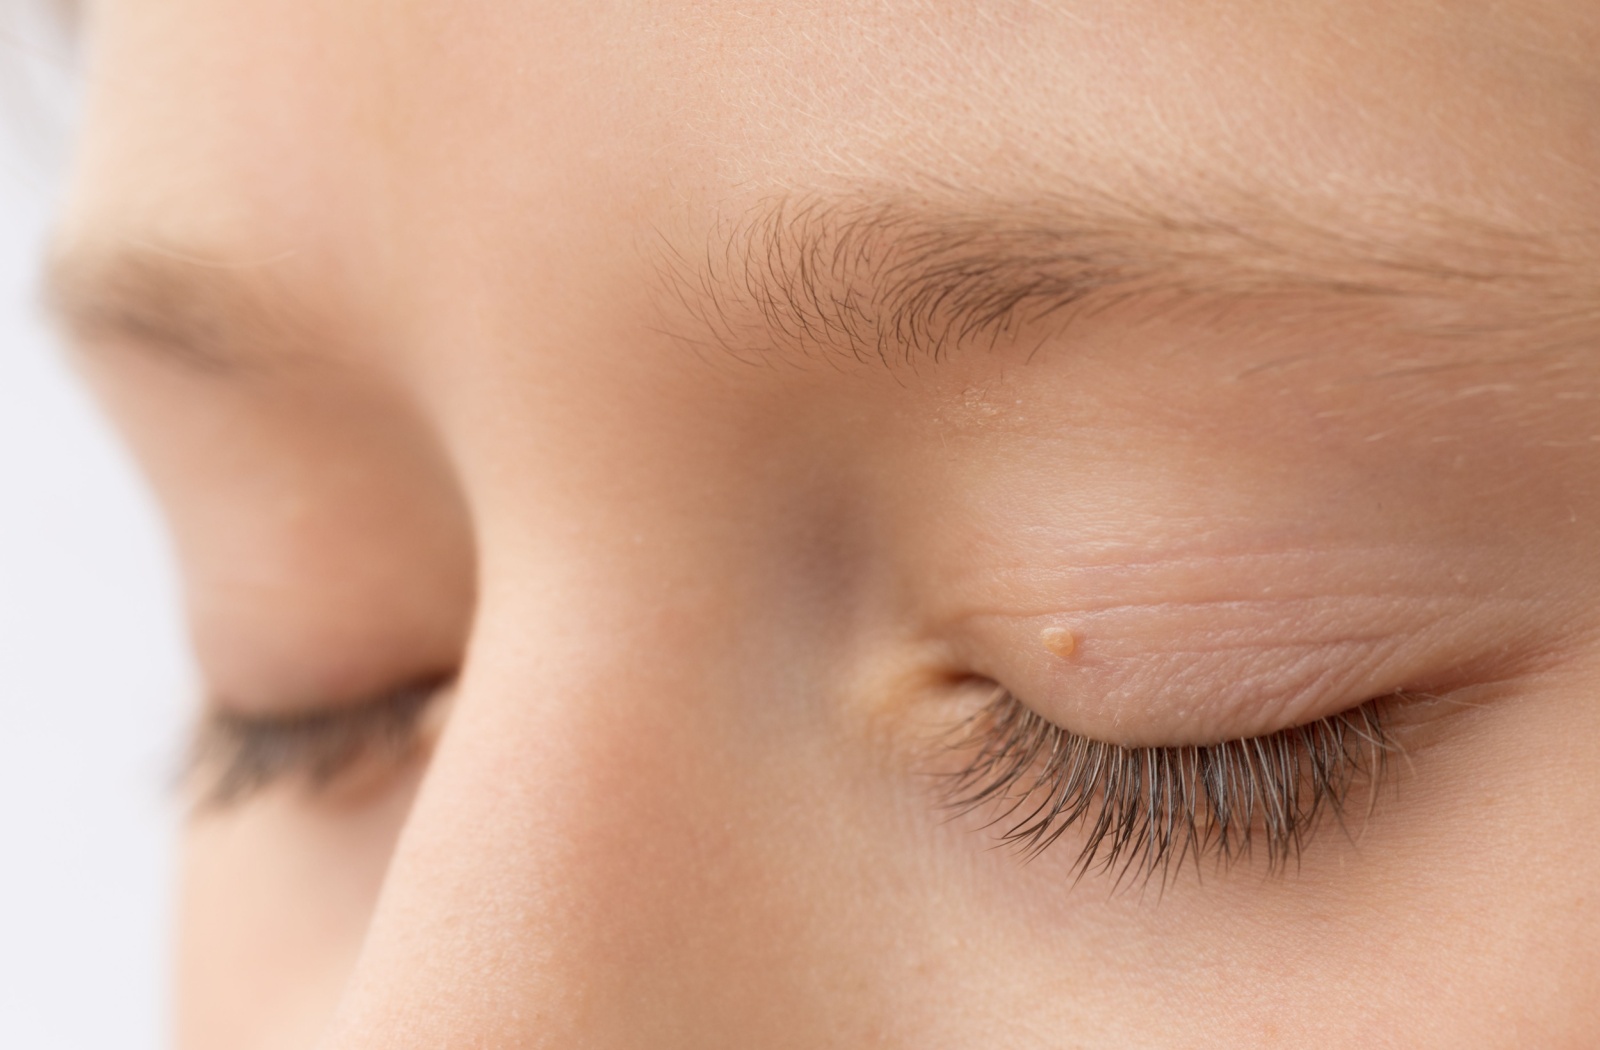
[189,674,453,807]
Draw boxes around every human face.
[52,1,1600,1046]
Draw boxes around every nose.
[311,548,911,1048]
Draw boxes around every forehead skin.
[63,0,1600,324]
[57,1,1600,1048]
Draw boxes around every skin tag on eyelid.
[1040,627,1077,659]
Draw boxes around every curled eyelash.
[942,687,1398,887]
[188,677,449,807]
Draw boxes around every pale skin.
[49,0,1600,1046]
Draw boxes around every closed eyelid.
[939,685,1406,887]
[930,529,1560,749]
[188,675,455,808]
[45,240,318,377]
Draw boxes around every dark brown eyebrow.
[652,187,1597,370]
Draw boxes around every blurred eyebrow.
[43,242,311,375]
[655,189,1595,367]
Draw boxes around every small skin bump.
[1040,627,1077,659]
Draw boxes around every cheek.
[176,762,425,1049]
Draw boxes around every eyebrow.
[652,188,1594,369]
[44,241,313,375]
[46,186,1593,377]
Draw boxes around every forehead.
[69,1,1600,214]
[57,0,1600,387]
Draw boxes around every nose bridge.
[315,555,842,1047]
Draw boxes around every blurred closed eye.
[188,675,455,807]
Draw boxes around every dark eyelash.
[188,676,451,807]
[942,687,1398,888]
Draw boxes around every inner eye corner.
[943,669,1008,696]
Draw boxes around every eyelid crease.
[940,685,1404,890]
[188,674,454,808]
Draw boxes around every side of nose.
[312,553,921,1048]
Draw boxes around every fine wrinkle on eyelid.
[1039,638,1411,744]
[954,585,1542,746]
[955,556,1545,658]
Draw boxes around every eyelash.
[942,686,1398,887]
[188,676,452,807]
[190,671,1399,888]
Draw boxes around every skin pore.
[49,0,1600,1046]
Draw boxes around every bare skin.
[51,1,1600,1046]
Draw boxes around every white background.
[1,7,189,1048]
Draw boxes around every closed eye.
[942,685,1408,888]
[188,674,454,807]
